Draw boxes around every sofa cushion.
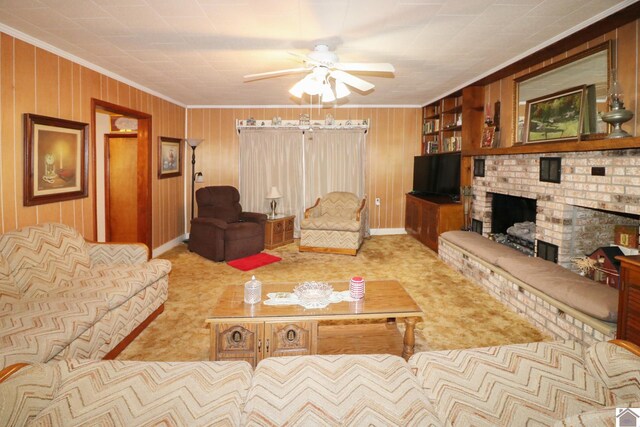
[0,254,20,309]
[31,359,253,427]
[319,192,361,219]
[242,354,442,426]
[409,340,615,426]
[301,214,362,232]
[584,342,640,403]
[0,223,91,298]
[440,230,526,265]
[0,363,61,426]
[0,296,109,369]
[51,259,172,310]
[496,256,618,322]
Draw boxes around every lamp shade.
[186,138,204,148]
[266,186,282,199]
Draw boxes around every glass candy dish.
[293,281,334,309]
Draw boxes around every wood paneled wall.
[484,19,639,148]
[0,33,186,249]
[187,107,421,230]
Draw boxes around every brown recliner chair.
[188,186,267,262]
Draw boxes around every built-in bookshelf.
[421,91,463,155]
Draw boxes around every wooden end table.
[206,280,423,367]
[264,214,295,249]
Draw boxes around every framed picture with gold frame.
[524,86,585,144]
[158,136,182,179]
[23,113,89,206]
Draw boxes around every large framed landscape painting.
[524,86,585,144]
[24,114,88,206]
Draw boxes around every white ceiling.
[0,0,632,107]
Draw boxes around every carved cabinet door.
[211,323,264,366]
[264,321,317,358]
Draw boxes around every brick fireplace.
[472,149,640,269]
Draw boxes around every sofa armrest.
[355,197,366,221]
[240,212,268,225]
[0,363,29,384]
[87,242,150,265]
[304,198,321,219]
[192,217,229,230]
[610,340,640,357]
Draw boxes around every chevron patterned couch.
[0,223,171,370]
[2,340,640,426]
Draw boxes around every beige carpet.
[117,235,547,361]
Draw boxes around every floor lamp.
[187,138,204,232]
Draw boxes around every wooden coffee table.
[206,280,423,367]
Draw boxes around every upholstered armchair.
[300,192,367,255]
[189,186,267,262]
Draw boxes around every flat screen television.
[412,153,461,199]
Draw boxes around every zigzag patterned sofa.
[2,340,640,426]
[0,223,171,369]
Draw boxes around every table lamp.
[266,186,282,218]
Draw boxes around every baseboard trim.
[152,234,187,258]
[370,228,407,236]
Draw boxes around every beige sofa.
[0,223,171,369]
[2,340,640,426]
[300,192,367,255]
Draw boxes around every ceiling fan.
[243,44,395,103]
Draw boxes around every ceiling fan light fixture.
[321,83,336,103]
[289,79,305,98]
[335,80,350,99]
[302,75,322,96]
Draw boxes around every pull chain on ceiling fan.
[243,44,395,103]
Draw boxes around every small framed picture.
[158,136,182,179]
[481,125,496,148]
[23,113,89,206]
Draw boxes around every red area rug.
[227,253,282,271]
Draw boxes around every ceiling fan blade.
[335,62,395,73]
[288,51,323,67]
[330,70,374,92]
[243,67,310,81]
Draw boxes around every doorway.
[105,134,139,242]
[92,99,152,248]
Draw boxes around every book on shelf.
[423,119,440,134]
[442,137,462,152]
[426,140,439,154]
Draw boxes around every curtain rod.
[235,119,370,134]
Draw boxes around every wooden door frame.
[91,99,152,249]
[104,133,138,242]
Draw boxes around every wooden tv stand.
[405,193,463,252]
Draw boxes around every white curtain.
[238,129,304,234]
[303,129,366,209]
[239,128,367,237]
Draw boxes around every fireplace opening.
[491,193,537,255]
